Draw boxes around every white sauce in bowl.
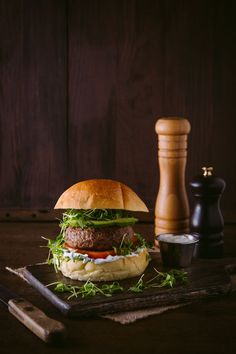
[157,234,197,244]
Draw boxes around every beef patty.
[64,226,134,251]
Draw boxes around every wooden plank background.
[0,0,68,208]
[0,0,235,219]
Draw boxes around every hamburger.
[47,179,150,281]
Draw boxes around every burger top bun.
[54,179,148,212]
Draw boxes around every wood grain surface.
[22,255,232,317]
[0,0,236,217]
[0,222,236,354]
[1,222,236,354]
[0,0,68,208]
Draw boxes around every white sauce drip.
[158,234,197,244]
[62,248,145,265]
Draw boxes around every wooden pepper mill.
[190,167,226,258]
[155,117,191,236]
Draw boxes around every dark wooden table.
[0,221,236,354]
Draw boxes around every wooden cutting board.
[22,253,233,317]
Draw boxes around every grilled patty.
[64,226,134,251]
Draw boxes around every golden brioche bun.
[59,248,149,281]
[55,179,148,212]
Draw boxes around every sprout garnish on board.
[46,280,124,299]
[46,268,188,299]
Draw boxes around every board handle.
[8,298,66,343]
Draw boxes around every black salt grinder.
[190,167,226,258]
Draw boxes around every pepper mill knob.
[190,167,226,258]
[202,166,213,176]
[155,117,191,237]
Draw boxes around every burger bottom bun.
[59,248,149,281]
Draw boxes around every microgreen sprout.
[128,274,146,293]
[146,268,188,288]
[46,268,188,299]
[46,280,124,299]
[59,209,138,231]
